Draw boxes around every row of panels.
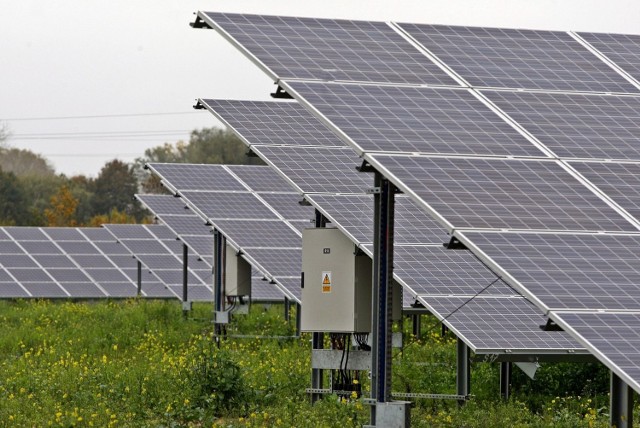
[197,13,640,391]
[200,12,640,93]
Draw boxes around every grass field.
[0,299,632,427]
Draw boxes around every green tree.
[0,147,55,178]
[135,127,264,192]
[92,159,145,221]
[0,168,29,225]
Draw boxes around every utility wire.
[4,112,203,121]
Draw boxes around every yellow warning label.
[322,271,332,293]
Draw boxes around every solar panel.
[60,283,106,298]
[1,254,38,268]
[146,224,181,241]
[482,90,640,160]
[200,99,351,148]
[79,228,116,241]
[72,255,115,268]
[214,220,301,249]
[251,278,287,301]
[180,192,277,222]
[421,296,584,352]
[160,215,210,236]
[398,23,638,93]
[460,231,640,311]
[48,269,91,282]
[306,194,448,245]
[0,241,21,253]
[56,241,100,255]
[369,155,636,232]
[242,247,302,279]
[257,193,314,221]
[31,254,76,269]
[201,12,457,85]
[106,224,156,240]
[8,268,55,283]
[393,245,516,297]
[570,161,640,222]
[553,311,640,391]
[85,268,130,282]
[579,32,640,86]
[42,228,85,241]
[146,163,245,193]
[136,194,192,215]
[271,276,302,300]
[18,241,62,255]
[252,145,370,194]
[3,227,48,241]
[23,282,68,298]
[227,164,299,192]
[0,283,29,298]
[284,81,545,157]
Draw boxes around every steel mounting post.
[310,209,328,403]
[456,338,471,405]
[370,174,396,425]
[610,371,633,428]
[213,229,226,341]
[182,243,189,316]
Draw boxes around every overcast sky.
[2,0,640,177]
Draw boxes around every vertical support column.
[213,229,226,340]
[295,302,302,337]
[411,314,421,338]
[182,243,189,316]
[284,297,291,322]
[311,209,327,403]
[500,362,512,401]
[370,174,395,425]
[136,260,142,296]
[610,372,633,428]
[456,338,470,405]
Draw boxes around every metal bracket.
[245,148,259,158]
[190,16,212,29]
[192,100,206,110]
[444,236,467,250]
[540,318,564,331]
[357,160,376,173]
[270,85,293,99]
[299,198,312,206]
[367,187,381,194]
[306,389,471,401]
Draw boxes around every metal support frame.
[136,260,142,296]
[310,209,328,403]
[411,314,421,338]
[284,297,291,322]
[295,302,302,336]
[610,372,634,428]
[456,338,471,405]
[213,229,226,339]
[182,243,189,315]
[500,362,512,400]
[370,174,396,425]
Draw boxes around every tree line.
[0,127,262,227]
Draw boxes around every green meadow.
[0,300,629,427]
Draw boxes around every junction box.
[225,245,251,297]
[301,228,372,332]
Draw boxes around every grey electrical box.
[226,245,251,297]
[301,228,372,333]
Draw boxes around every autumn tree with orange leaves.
[44,185,79,227]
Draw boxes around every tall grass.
[0,300,633,426]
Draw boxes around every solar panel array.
[145,164,316,302]
[199,99,583,354]
[103,224,214,301]
[198,12,640,379]
[136,194,287,302]
[0,226,172,299]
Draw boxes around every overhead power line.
[3,111,203,121]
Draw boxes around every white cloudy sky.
[2,0,639,177]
